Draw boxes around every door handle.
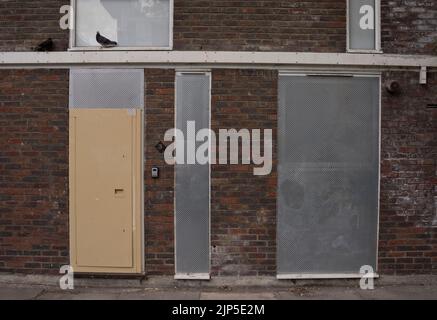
[114,188,125,198]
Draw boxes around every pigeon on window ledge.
[96,32,118,48]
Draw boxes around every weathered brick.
[0,1,435,54]
[211,69,277,276]
[0,69,69,274]
[1,67,436,276]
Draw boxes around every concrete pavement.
[0,274,436,300]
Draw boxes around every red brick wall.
[0,69,69,274]
[379,71,437,275]
[0,68,436,276]
[381,1,437,55]
[0,0,70,52]
[0,69,178,275]
[211,69,277,276]
[144,69,175,275]
[174,1,346,52]
[1,1,436,54]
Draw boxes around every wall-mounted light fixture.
[385,80,401,95]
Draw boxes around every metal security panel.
[277,74,380,277]
[69,68,144,274]
[69,69,144,109]
[175,72,211,278]
[69,109,144,274]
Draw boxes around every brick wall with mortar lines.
[0,68,436,275]
[381,0,437,55]
[0,69,69,274]
[144,69,175,275]
[174,0,346,52]
[0,0,70,52]
[211,69,278,276]
[379,70,437,275]
[0,1,436,54]
[0,69,178,274]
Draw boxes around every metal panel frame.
[69,0,174,51]
[174,70,212,280]
[276,71,381,280]
[347,0,382,53]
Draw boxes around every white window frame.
[347,0,381,53]
[69,0,174,51]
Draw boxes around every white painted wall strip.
[0,51,436,68]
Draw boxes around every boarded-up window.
[348,0,381,52]
[277,74,380,277]
[175,72,211,278]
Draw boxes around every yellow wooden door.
[69,108,143,274]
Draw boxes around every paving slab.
[38,291,120,300]
[0,287,44,300]
[200,292,276,300]
[356,285,437,300]
[118,290,200,300]
[0,273,436,300]
[275,287,361,300]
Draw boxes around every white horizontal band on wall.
[0,51,436,70]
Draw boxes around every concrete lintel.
[0,51,436,69]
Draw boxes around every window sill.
[347,49,383,54]
[69,46,173,51]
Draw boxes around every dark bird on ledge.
[33,38,54,52]
[96,31,117,48]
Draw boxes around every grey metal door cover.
[69,68,144,109]
[175,72,211,278]
[277,74,380,278]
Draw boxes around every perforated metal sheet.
[348,0,377,51]
[69,69,144,109]
[277,75,379,275]
[175,73,210,275]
